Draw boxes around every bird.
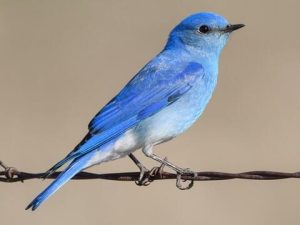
[26,12,244,210]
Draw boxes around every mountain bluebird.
[26,12,244,210]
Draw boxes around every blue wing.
[89,62,203,133]
[45,61,204,174]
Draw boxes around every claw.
[135,157,167,186]
[176,169,196,190]
[129,153,152,186]
[135,165,150,186]
[149,157,167,178]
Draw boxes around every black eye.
[198,25,210,34]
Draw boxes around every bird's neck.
[164,33,222,58]
[165,39,219,64]
[163,44,220,79]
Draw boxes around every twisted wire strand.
[1,160,300,183]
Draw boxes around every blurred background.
[0,0,300,225]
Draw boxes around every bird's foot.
[148,157,166,179]
[176,168,197,190]
[135,158,167,186]
[0,161,23,182]
[135,164,150,186]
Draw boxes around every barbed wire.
[1,160,300,190]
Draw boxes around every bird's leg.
[128,153,167,185]
[144,153,186,173]
[128,153,150,186]
[142,145,196,190]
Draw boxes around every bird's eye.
[198,25,210,34]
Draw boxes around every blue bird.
[26,12,244,210]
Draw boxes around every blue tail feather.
[26,153,93,211]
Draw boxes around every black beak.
[223,24,245,33]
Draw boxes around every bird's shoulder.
[123,51,204,91]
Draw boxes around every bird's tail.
[41,133,93,179]
[26,152,94,211]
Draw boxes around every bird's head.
[165,12,244,57]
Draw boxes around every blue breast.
[137,67,218,144]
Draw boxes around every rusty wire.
[1,160,300,185]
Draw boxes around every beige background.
[1,0,300,225]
